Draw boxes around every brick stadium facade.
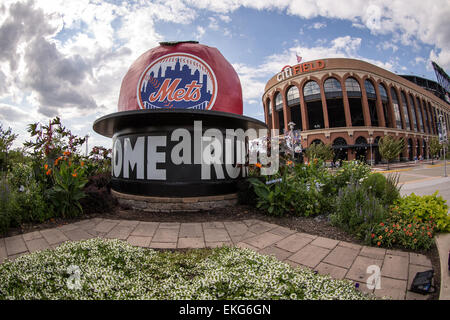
[262,58,450,163]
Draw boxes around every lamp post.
[368,135,374,166]
[438,115,447,177]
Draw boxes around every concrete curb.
[435,233,450,300]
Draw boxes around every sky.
[0,0,449,152]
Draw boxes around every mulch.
[4,203,441,300]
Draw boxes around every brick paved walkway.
[0,218,434,300]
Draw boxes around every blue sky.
[0,0,448,151]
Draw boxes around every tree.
[0,124,18,173]
[429,137,442,164]
[305,142,334,162]
[378,135,405,170]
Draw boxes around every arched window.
[303,81,324,130]
[266,98,272,129]
[324,78,345,128]
[390,88,402,129]
[303,81,321,99]
[311,139,323,145]
[422,99,429,133]
[274,92,285,132]
[379,84,391,127]
[355,136,367,145]
[416,97,424,133]
[286,86,300,106]
[345,78,361,97]
[287,86,302,130]
[401,92,411,130]
[275,92,283,111]
[408,94,418,132]
[346,78,364,126]
[378,84,388,99]
[365,80,376,98]
[324,78,342,96]
[365,79,378,126]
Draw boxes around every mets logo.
[137,53,218,110]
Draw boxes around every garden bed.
[3,203,441,300]
[0,238,374,300]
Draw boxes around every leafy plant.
[47,152,88,218]
[392,191,449,232]
[249,169,297,216]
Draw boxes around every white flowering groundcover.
[0,238,374,300]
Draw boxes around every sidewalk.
[0,217,435,300]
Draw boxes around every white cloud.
[196,26,206,39]
[310,22,326,29]
[187,0,450,68]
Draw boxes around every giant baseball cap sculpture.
[93,41,266,202]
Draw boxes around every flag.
[296,54,302,63]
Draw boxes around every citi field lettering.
[277,60,326,82]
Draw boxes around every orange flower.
[385,228,389,233]
[286,161,293,166]
[44,164,48,170]
[378,235,383,240]
[46,169,52,176]
[255,163,262,168]
[63,151,71,156]
[377,242,381,246]
[81,161,84,167]
[72,172,77,177]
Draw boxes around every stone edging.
[111,189,238,212]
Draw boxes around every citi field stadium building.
[262,58,450,163]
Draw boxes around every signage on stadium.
[276,60,326,82]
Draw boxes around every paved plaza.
[0,217,433,300]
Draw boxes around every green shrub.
[362,173,401,207]
[0,180,12,234]
[333,161,371,189]
[362,173,386,199]
[393,191,449,232]
[382,174,401,207]
[330,183,388,241]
